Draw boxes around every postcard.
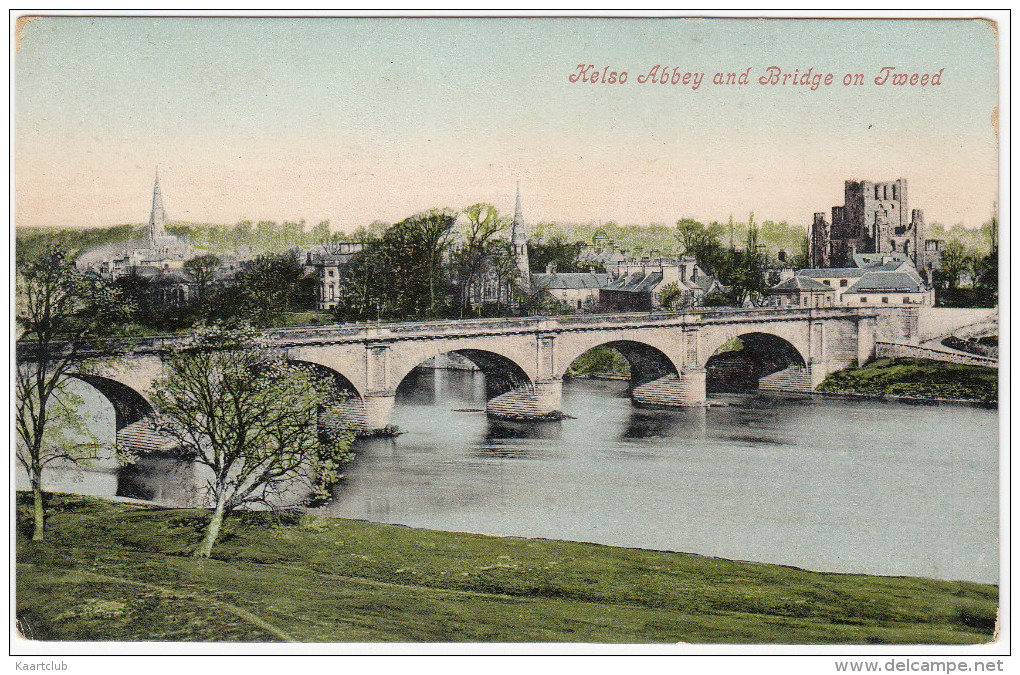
[12,12,1005,662]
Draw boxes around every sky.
[14,16,1000,233]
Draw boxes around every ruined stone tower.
[811,178,937,279]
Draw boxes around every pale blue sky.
[16,17,999,231]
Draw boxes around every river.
[313,368,999,584]
[24,369,998,584]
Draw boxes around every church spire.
[510,181,530,290]
[148,167,167,244]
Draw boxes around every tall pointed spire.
[510,181,530,290]
[148,167,167,244]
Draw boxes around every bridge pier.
[758,365,814,392]
[361,393,396,434]
[486,378,563,421]
[631,369,707,407]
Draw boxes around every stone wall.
[873,307,920,344]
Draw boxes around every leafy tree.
[528,234,600,274]
[455,204,507,316]
[310,220,331,243]
[567,346,631,378]
[113,270,156,326]
[15,246,132,540]
[335,211,457,321]
[978,214,998,297]
[675,219,729,278]
[204,252,310,327]
[794,235,811,268]
[16,224,140,266]
[183,254,221,303]
[731,213,770,306]
[656,282,695,312]
[676,214,770,306]
[150,325,354,558]
[939,240,969,289]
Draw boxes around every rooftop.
[531,272,612,290]
[845,271,925,294]
[770,276,834,293]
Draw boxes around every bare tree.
[183,253,221,303]
[16,246,131,539]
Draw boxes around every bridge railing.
[19,306,876,355]
[875,341,998,367]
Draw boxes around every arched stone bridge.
[60,307,904,452]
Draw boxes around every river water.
[26,369,998,584]
[313,368,999,584]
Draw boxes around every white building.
[306,242,367,310]
[781,253,934,308]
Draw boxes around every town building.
[767,276,836,308]
[771,252,934,308]
[77,170,195,279]
[530,267,612,312]
[810,178,943,282]
[75,171,251,308]
[306,242,367,310]
[598,256,722,312]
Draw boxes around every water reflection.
[486,418,562,442]
[622,407,707,440]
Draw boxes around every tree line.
[932,216,998,307]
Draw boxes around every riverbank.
[16,492,997,644]
[817,357,997,403]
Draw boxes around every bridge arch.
[287,359,364,401]
[287,359,367,432]
[68,373,155,432]
[558,338,699,408]
[67,372,172,452]
[393,348,533,402]
[703,331,809,392]
[560,340,681,389]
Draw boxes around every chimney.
[661,264,680,285]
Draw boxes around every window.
[903,297,911,304]
[860,297,867,303]
[328,269,335,277]
[839,279,848,287]
[882,296,889,304]
[823,280,831,286]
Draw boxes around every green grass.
[16,493,998,644]
[818,358,998,402]
[567,346,631,378]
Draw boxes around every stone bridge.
[49,307,902,452]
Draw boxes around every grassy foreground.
[817,358,998,402]
[16,493,997,644]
